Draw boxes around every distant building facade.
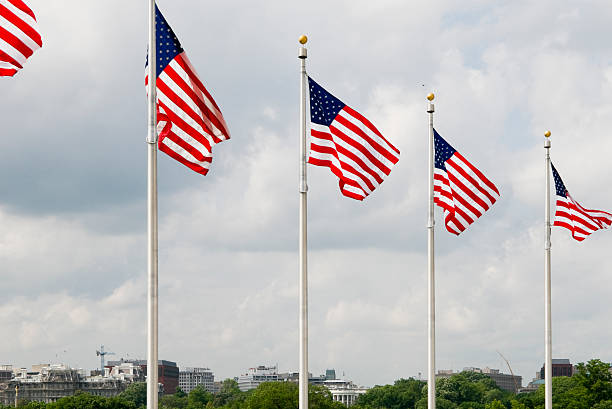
[237,366,278,392]
[539,359,573,379]
[437,367,522,393]
[0,364,129,405]
[277,371,327,385]
[0,366,12,382]
[107,359,179,394]
[324,379,368,407]
[179,367,214,393]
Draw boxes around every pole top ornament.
[544,130,551,138]
[427,93,435,101]
[299,35,308,45]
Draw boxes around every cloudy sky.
[2,0,612,388]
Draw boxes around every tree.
[243,382,297,409]
[458,402,484,409]
[160,393,188,409]
[119,382,147,408]
[45,393,136,409]
[593,401,612,409]
[415,397,456,409]
[574,359,612,405]
[485,400,505,409]
[510,399,527,409]
[354,378,425,409]
[175,387,187,398]
[187,385,212,409]
[483,389,504,404]
[211,379,245,407]
[18,402,46,409]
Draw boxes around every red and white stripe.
[434,152,499,235]
[309,106,400,200]
[0,0,41,77]
[146,53,229,175]
[554,193,612,241]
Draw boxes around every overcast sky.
[1,0,612,388]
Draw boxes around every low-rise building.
[324,379,368,407]
[0,366,12,382]
[277,371,327,385]
[539,359,573,379]
[179,367,214,393]
[0,364,129,405]
[237,365,278,392]
[107,359,178,394]
[437,367,522,393]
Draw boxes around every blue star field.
[434,129,457,170]
[145,5,184,77]
[308,77,346,126]
[551,163,568,197]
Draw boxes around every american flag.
[551,163,612,241]
[433,129,499,235]
[0,0,42,77]
[307,77,400,200]
[145,5,229,176]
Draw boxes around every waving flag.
[307,77,400,200]
[551,163,612,241]
[433,129,499,235]
[145,5,230,175]
[0,0,42,77]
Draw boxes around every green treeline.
[3,359,611,409]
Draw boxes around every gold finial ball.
[544,130,551,138]
[427,93,435,101]
[299,35,308,45]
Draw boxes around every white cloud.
[1,0,611,389]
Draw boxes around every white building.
[324,379,368,407]
[237,365,278,392]
[179,367,214,393]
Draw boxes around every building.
[437,367,522,393]
[324,379,368,407]
[480,367,522,393]
[105,361,145,382]
[539,359,573,379]
[107,359,179,394]
[211,381,223,394]
[179,367,214,393]
[0,364,129,405]
[0,366,12,382]
[237,366,278,391]
[277,371,327,385]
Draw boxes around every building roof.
[552,359,571,365]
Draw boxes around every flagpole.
[427,93,436,409]
[544,130,552,409]
[298,34,309,409]
[146,1,159,408]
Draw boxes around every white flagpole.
[544,130,552,409]
[427,93,436,409]
[146,0,159,408]
[298,34,309,409]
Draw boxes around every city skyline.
[1,0,612,389]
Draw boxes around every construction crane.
[96,345,115,375]
[497,350,520,393]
